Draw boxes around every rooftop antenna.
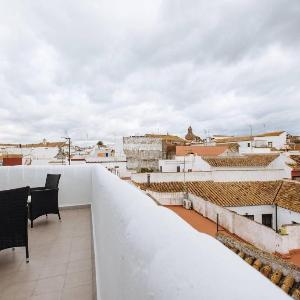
[249,125,253,151]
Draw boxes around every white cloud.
[0,0,299,143]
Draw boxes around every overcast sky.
[0,0,299,143]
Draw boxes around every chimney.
[147,174,151,186]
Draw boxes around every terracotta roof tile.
[144,134,186,143]
[215,136,253,143]
[256,131,285,137]
[202,154,279,167]
[275,181,300,213]
[138,181,281,207]
[176,145,236,156]
[137,179,300,213]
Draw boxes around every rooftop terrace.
[0,165,291,299]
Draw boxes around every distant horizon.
[0,127,295,146]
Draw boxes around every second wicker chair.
[28,174,61,228]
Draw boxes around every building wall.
[123,136,163,171]
[228,205,276,229]
[159,155,286,182]
[211,168,285,181]
[254,132,287,150]
[240,147,272,154]
[131,171,212,183]
[146,191,184,205]
[159,155,211,172]
[148,191,300,254]
[277,207,300,227]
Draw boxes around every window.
[177,166,180,172]
[247,142,251,147]
[268,142,273,148]
[159,166,162,172]
[262,214,273,228]
[244,214,254,220]
[188,169,192,172]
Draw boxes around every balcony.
[0,165,290,299]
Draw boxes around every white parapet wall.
[0,165,92,207]
[0,165,290,299]
[91,167,289,299]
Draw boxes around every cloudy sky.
[0,0,299,143]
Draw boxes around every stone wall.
[123,136,163,171]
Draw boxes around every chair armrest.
[31,188,59,204]
[29,187,45,195]
[30,187,45,192]
[31,188,58,195]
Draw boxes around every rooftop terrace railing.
[0,165,290,299]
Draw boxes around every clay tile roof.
[256,131,285,137]
[137,181,281,207]
[176,145,233,156]
[144,134,186,143]
[215,136,254,143]
[137,180,300,212]
[275,181,300,213]
[290,155,300,170]
[202,154,279,167]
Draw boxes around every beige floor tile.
[69,249,91,262]
[34,276,65,295]
[61,284,93,300]
[29,291,61,300]
[67,259,92,274]
[64,270,92,289]
[40,263,68,279]
[2,269,41,284]
[0,208,93,299]
[0,280,37,300]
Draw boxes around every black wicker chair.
[0,186,30,263]
[28,174,61,228]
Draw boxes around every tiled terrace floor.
[0,207,94,300]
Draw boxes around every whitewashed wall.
[131,171,212,183]
[228,205,276,229]
[254,133,287,150]
[278,207,300,227]
[240,147,272,154]
[189,194,288,253]
[159,156,211,173]
[146,191,184,205]
[0,165,92,207]
[91,166,289,300]
[211,169,285,181]
[149,192,299,254]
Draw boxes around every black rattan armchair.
[0,186,30,263]
[28,174,61,228]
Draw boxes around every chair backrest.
[45,174,61,189]
[0,187,29,241]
